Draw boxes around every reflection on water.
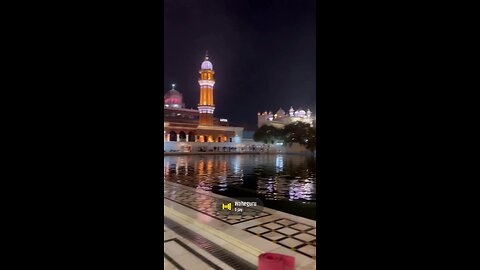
[164,154,316,202]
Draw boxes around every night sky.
[164,0,316,130]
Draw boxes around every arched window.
[179,131,187,142]
[169,131,177,142]
[188,132,195,142]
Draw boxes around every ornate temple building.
[164,54,243,151]
[257,107,316,128]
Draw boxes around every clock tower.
[198,52,215,126]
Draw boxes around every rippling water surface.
[164,154,316,218]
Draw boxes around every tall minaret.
[198,51,216,125]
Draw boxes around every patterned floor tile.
[293,233,316,242]
[298,245,316,257]
[276,219,296,226]
[246,226,270,235]
[278,238,303,248]
[244,218,317,260]
[291,223,313,231]
[263,222,283,230]
[262,231,287,241]
[277,227,298,236]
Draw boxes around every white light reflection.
[275,155,284,173]
[233,156,241,174]
[289,180,315,201]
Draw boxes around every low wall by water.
[164,141,312,155]
[164,141,259,151]
[164,151,263,156]
[164,141,281,153]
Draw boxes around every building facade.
[164,54,243,152]
[257,107,316,128]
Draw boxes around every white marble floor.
[164,181,317,269]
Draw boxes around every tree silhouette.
[253,122,316,152]
[253,125,284,144]
[283,122,316,152]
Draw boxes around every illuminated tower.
[198,52,215,125]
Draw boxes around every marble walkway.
[164,181,317,270]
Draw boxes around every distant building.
[164,87,228,126]
[164,53,243,151]
[257,107,316,128]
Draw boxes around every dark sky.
[164,0,316,129]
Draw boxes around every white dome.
[295,110,306,118]
[201,60,213,70]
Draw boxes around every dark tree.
[305,128,316,152]
[283,122,316,152]
[253,125,284,144]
